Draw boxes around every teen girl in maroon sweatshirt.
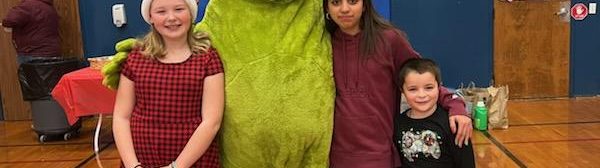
[324,0,473,167]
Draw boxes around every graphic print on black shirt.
[393,105,475,168]
[400,128,443,162]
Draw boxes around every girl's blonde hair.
[137,25,211,59]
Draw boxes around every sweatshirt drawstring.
[343,34,349,89]
[355,37,360,89]
[339,31,362,92]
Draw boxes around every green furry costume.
[103,0,334,167]
[197,0,334,167]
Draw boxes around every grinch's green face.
[247,0,295,4]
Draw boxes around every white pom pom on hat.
[140,0,198,24]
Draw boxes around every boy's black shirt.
[393,105,475,168]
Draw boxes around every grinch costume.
[197,0,334,167]
[103,0,334,167]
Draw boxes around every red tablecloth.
[52,67,116,125]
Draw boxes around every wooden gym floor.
[1,97,599,168]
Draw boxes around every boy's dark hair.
[397,58,442,90]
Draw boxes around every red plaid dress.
[121,48,223,168]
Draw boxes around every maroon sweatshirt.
[2,0,60,57]
[330,29,467,168]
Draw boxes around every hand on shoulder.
[1,23,13,33]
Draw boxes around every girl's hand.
[449,115,473,148]
[1,23,12,33]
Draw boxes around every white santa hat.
[141,0,198,24]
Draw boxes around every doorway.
[494,0,570,99]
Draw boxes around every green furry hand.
[115,38,137,52]
[101,38,136,90]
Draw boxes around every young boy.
[393,58,475,168]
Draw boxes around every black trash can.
[19,57,82,100]
[18,57,83,142]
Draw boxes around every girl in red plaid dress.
[112,0,224,167]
